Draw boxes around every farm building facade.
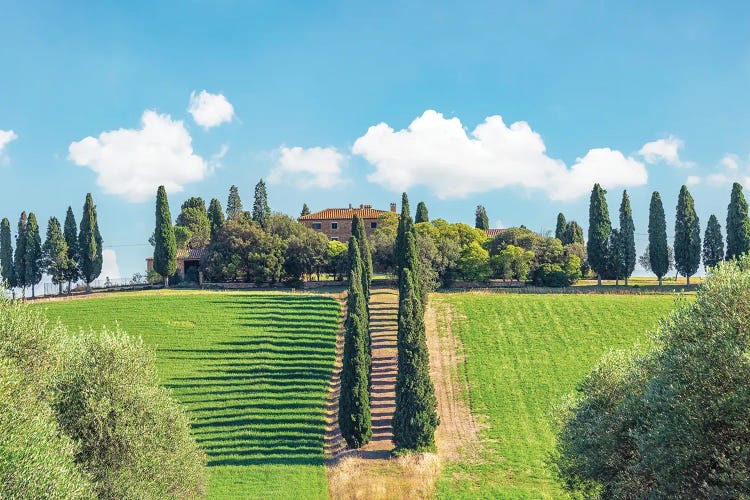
[299,203,397,242]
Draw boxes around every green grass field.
[433,292,683,499]
[38,290,340,500]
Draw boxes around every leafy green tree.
[703,214,724,270]
[252,178,271,228]
[352,215,373,301]
[587,184,611,285]
[226,185,243,220]
[175,197,210,248]
[63,207,79,293]
[565,221,585,245]
[619,190,636,285]
[674,185,701,284]
[371,212,399,275]
[726,182,750,260]
[457,241,491,281]
[326,240,348,280]
[0,218,14,291]
[492,244,534,281]
[281,227,328,282]
[301,203,311,217]
[153,186,177,286]
[24,213,42,298]
[648,191,669,286]
[42,217,73,294]
[173,225,193,250]
[415,202,429,223]
[338,237,372,448]
[475,205,489,230]
[207,198,225,241]
[555,213,567,241]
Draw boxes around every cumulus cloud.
[686,175,701,186]
[352,110,647,201]
[68,111,210,202]
[188,90,235,128]
[268,146,346,189]
[101,249,121,280]
[0,129,17,153]
[721,154,739,169]
[638,136,692,167]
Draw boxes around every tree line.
[0,193,103,297]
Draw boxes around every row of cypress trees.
[0,193,102,297]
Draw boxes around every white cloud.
[638,136,693,167]
[352,110,647,201]
[68,110,210,202]
[0,129,17,153]
[188,90,234,129]
[721,154,739,169]
[686,175,701,186]
[268,146,346,189]
[101,249,121,280]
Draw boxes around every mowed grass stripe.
[434,293,681,499]
[38,290,339,500]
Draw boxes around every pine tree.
[703,214,724,270]
[726,182,750,260]
[587,184,611,285]
[207,198,225,241]
[555,213,567,241]
[338,237,372,448]
[415,202,429,224]
[564,221,585,245]
[0,218,15,291]
[674,185,701,285]
[475,205,489,230]
[648,191,669,286]
[63,207,79,293]
[13,212,28,296]
[301,203,310,217]
[78,193,103,292]
[24,213,43,299]
[619,191,636,285]
[153,186,177,286]
[394,192,412,273]
[252,179,271,228]
[226,185,243,220]
[42,217,72,294]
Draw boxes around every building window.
[331,236,339,241]
[370,221,378,229]
[331,222,338,229]
[312,222,322,230]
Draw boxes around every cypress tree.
[475,205,489,230]
[648,191,669,286]
[42,217,72,294]
[13,212,27,296]
[726,182,750,260]
[25,213,43,298]
[394,192,412,273]
[392,267,439,451]
[565,221,585,245]
[78,193,103,292]
[415,202,429,224]
[207,198,225,241]
[587,184,611,285]
[607,228,625,285]
[555,213,567,241]
[301,203,311,217]
[63,207,79,293]
[674,185,701,285]
[226,185,243,220]
[338,237,372,448]
[619,191,636,285]
[351,215,373,301]
[252,179,271,228]
[0,218,15,291]
[153,186,177,287]
[703,214,724,270]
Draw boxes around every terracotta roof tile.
[484,228,505,238]
[299,207,390,221]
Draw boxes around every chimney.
[390,203,397,213]
[348,203,352,209]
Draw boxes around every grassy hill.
[39,290,340,500]
[432,292,683,499]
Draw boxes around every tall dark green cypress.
[555,213,567,241]
[587,184,611,285]
[78,193,103,292]
[207,198,225,241]
[13,212,27,295]
[726,182,750,260]
[648,191,669,286]
[24,213,43,299]
[226,185,243,220]
[703,214,724,270]
[252,179,271,228]
[63,207,79,293]
[394,192,412,273]
[351,215,373,301]
[153,186,177,287]
[338,237,372,448]
[301,203,310,217]
[565,221,585,245]
[475,205,489,230]
[415,202,429,224]
[619,191,636,285]
[42,217,71,294]
[674,185,701,284]
[0,218,15,291]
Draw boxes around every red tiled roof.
[484,228,505,238]
[299,207,390,221]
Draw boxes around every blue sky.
[2,1,750,278]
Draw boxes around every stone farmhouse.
[146,248,208,281]
[299,203,397,242]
